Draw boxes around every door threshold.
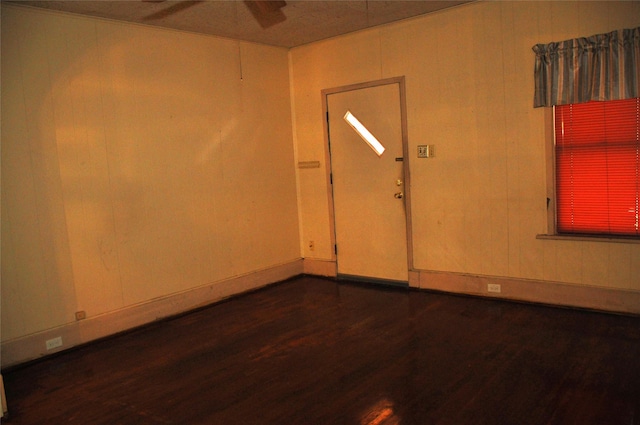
[337,274,409,289]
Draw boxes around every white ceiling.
[11,1,473,48]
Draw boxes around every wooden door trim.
[321,76,414,272]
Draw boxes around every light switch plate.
[418,145,434,158]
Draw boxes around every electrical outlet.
[75,311,86,321]
[487,283,501,293]
[46,336,63,351]
[308,240,315,251]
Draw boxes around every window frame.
[538,100,640,244]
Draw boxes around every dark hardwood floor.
[3,276,640,424]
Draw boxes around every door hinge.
[330,173,333,184]
[334,244,338,255]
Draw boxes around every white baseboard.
[6,261,635,369]
[299,262,639,314]
[300,261,640,314]
[416,270,640,315]
[1,374,6,418]
[1,259,303,369]
[303,258,337,277]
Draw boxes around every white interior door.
[328,82,409,283]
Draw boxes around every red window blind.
[554,98,639,237]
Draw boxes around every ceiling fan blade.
[244,0,287,29]
[143,1,201,20]
[253,1,286,14]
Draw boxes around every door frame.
[321,76,414,277]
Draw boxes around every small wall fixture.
[298,161,321,169]
[417,145,435,158]
[343,111,385,157]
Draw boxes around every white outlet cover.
[46,336,63,350]
[487,284,501,293]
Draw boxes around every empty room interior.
[1,1,640,423]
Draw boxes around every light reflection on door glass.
[343,110,386,157]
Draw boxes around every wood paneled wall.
[291,1,640,293]
[1,5,300,365]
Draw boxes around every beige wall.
[291,2,640,290]
[2,1,640,366]
[1,5,300,348]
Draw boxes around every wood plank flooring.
[3,276,640,424]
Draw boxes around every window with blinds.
[554,98,639,237]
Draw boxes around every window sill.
[536,234,640,244]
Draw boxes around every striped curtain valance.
[532,27,640,108]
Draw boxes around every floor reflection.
[361,397,399,425]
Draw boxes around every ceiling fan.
[142,1,287,29]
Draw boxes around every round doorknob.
[394,192,404,199]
